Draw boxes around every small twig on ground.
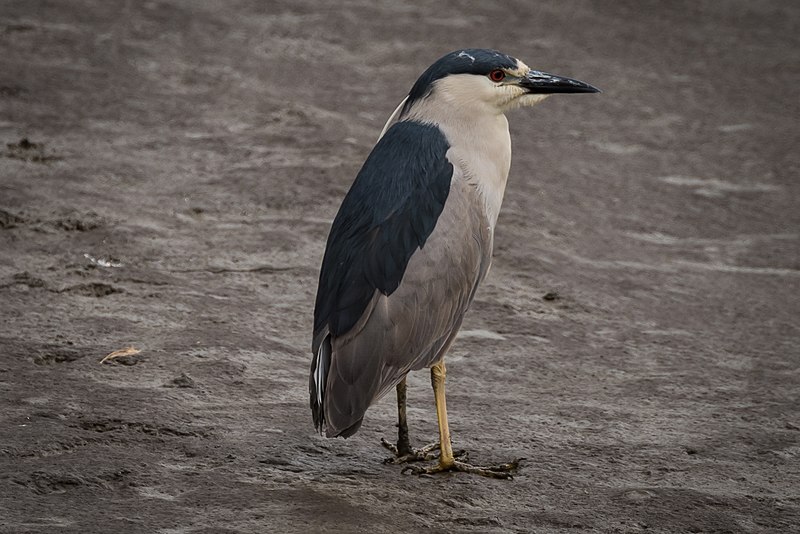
[100,347,141,364]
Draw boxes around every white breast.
[439,115,511,229]
[398,72,520,230]
[403,110,512,229]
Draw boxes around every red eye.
[489,69,506,82]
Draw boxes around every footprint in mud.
[0,207,103,232]
[45,210,104,232]
[0,271,46,290]
[163,373,196,388]
[4,137,63,163]
[52,215,103,232]
[0,209,25,229]
[58,282,123,297]
[0,84,27,96]
[13,468,131,495]
[78,418,213,438]
[33,346,84,365]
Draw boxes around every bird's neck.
[406,102,511,229]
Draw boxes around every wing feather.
[310,122,491,437]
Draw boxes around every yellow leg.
[400,359,525,479]
[431,361,455,469]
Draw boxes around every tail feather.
[309,335,332,433]
[309,333,371,439]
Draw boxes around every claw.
[381,438,441,464]
[402,457,524,480]
[380,437,400,455]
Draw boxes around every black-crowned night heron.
[310,48,599,478]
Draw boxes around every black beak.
[520,70,600,94]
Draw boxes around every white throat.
[402,77,514,229]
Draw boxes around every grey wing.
[323,172,492,436]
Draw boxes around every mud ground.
[1,1,799,533]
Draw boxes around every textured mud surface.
[1,1,799,533]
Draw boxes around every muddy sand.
[1,1,799,533]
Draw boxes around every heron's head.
[401,48,599,118]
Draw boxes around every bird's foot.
[381,439,468,464]
[402,457,525,480]
[381,438,441,464]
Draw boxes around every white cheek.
[514,94,551,108]
[497,87,551,112]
